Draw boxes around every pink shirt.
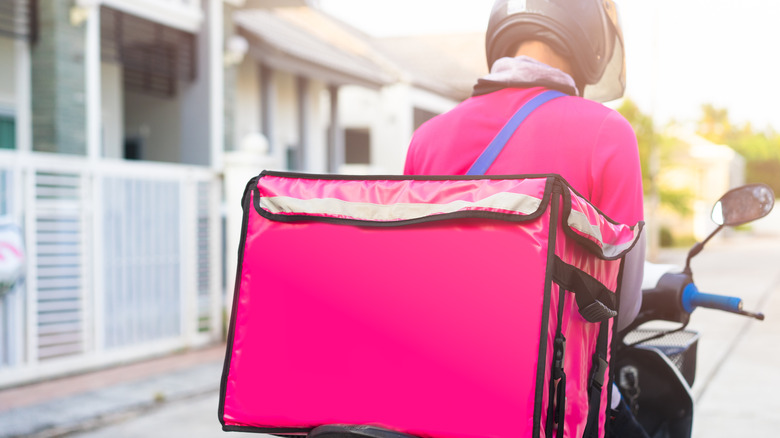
[404,87,643,226]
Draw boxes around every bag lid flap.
[251,172,553,226]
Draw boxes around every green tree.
[698,104,732,144]
[616,99,654,193]
[696,105,780,194]
[617,99,693,215]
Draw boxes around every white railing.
[0,150,223,387]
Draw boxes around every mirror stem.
[683,224,723,275]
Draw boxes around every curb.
[0,361,223,438]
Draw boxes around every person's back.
[404,1,649,436]
[405,83,641,225]
[405,0,644,326]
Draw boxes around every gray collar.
[472,56,579,97]
[484,56,579,93]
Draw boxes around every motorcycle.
[285,184,776,438]
[613,182,774,438]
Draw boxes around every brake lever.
[737,309,765,321]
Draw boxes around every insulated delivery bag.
[219,171,643,438]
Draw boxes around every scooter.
[303,184,775,438]
[613,183,774,438]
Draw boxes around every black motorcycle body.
[611,183,774,438]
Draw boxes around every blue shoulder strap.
[466,90,567,176]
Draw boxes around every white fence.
[0,151,222,387]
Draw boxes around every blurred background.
[0,0,778,437]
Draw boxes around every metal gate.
[0,151,222,387]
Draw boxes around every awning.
[100,6,196,98]
[234,9,395,89]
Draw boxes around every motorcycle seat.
[307,425,419,438]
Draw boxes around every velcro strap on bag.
[582,321,610,438]
[552,257,617,322]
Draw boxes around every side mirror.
[685,183,775,275]
[711,184,775,227]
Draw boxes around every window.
[414,107,439,131]
[0,115,15,150]
[286,145,301,171]
[345,128,371,165]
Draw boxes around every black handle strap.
[582,320,610,438]
[552,257,617,322]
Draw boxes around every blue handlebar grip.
[681,283,743,314]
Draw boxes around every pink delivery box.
[219,171,642,438]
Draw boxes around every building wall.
[124,90,183,163]
[179,1,213,167]
[233,61,330,172]
[339,85,380,129]
[31,0,87,155]
[304,79,327,173]
[338,85,380,173]
[178,76,211,166]
[655,138,744,242]
[223,1,238,153]
[410,87,459,118]
[375,83,415,174]
[339,83,459,174]
[101,63,124,159]
[234,59,261,148]
[274,71,298,168]
[0,38,15,111]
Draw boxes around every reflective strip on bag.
[258,191,544,223]
[566,189,642,259]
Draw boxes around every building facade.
[0,0,225,388]
[0,0,478,387]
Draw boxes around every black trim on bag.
[253,192,551,227]
[259,169,563,182]
[601,257,626,438]
[552,257,617,323]
[546,282,568,438]
[533,181,562,438]
[582,320,610,438]
[253,171,644,261]
[258,170,642,229]
[252,174,555,227]
[218,176,258,427]
[223,425,310,434]
[562,178,640,228]
[612,256,627,343]
[559,187,645,261]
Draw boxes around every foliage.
[616,99,654,194]
[659,226,697,248]
[617,99,694,215]
[697,104,780,193]
[658,186,694,216]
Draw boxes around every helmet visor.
[584,1,626,102]
[583,34,625,102]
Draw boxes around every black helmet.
[485,0,626,102]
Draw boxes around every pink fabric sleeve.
[588,110,645,330]
[588,110,644,225]
[403,135,420,175]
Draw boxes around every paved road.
[72,391,235,438]
[72,232,780,438]
[683,236,780,437]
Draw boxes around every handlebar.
[680,283,764,320]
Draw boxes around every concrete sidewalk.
[0,345,226,438]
